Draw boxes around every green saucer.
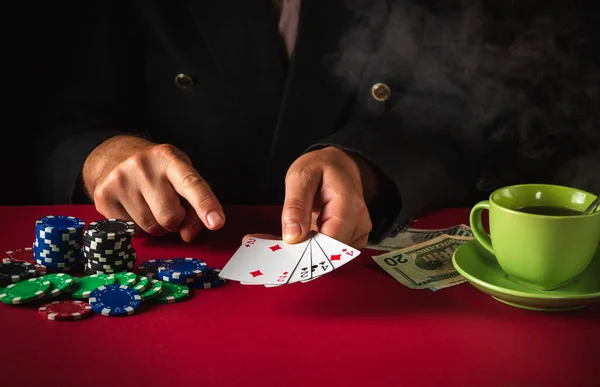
[452,240,600,312]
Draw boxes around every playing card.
[286,239,314,284]
[311,232,361,270]
[307,237,334,279]
[219,236,310,285]
[261,235,336,286]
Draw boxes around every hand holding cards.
[219,232,361,286]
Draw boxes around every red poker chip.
[4,247,35,263]
[4,248,46,276]
[38,300,93,321]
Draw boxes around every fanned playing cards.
[219,232,361,286]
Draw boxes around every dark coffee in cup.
[516,205,582,216]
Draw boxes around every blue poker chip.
[34,237,80,250]
[36,216,85,234]
[34,258,79,267]
[33,246,80,261]
[156,258,207,280]
[36,229,82,243]
[136,259,167,278]
[88,284,141,316]
[189,268,227,289]
[154,272,196,284]
[35,259,78,269]
[33,243,79,256]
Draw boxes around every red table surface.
[0,205,598,387]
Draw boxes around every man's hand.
[82,135,225,242]
[280,146,376,250]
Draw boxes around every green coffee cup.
[470,184,600,291]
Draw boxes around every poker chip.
[0,277,51,304]
[43,273,74,298]
[156,258,207,281]
[85,257,136,273]
[35,255,78,264]
[113,272,137,287]
[83,268,104,276]
[136,259,164,277]
[36,216,85,234]
[140,279,163,301]
[34,216,84,274]
[70,274,115,299]
[83,244,133,256]
[86,254,136,266]
[35,259,76,269]
[4,247,35,263]
[36,229,81,242]
[189,268,227,289]
[35,238,80,249]
[132,276,150,293]
[89,284,142,316]
[84,234,128,244]
[2,248,46,276]
[154,273,196,284]
[83,238,130,251]
[85,219,136,239]
[83,247,133,259]
[82,219,136,275]
[39,300,93,321]
[0,261,37,285]
[153,282,190,304]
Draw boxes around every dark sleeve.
[307,122,476,243]
[33,1,144,204]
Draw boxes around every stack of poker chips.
[33,216,85,273]
[137,257,227,290]
[0,260,37,288]
[82,219,137,275]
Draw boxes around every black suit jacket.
[34,0,600,241]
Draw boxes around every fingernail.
[207,211,224,228]
[284,222,301,242]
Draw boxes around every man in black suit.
[35,0,599,248]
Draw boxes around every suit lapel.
[264,0,388,200]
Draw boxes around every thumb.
[281,167,321,244]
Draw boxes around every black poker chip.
[85,267,129,276]
[82,243,133,256]
[82,238,131,252]
[86,253,136,269]
[83,248,136,262]
[85,259,136,274]
[86,254,136,267]
[0,261,37,285]
[85,219,136,240]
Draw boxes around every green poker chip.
[132,276,150,293]
[140,279,163,301]
[0,277,51,304]
[71,274,115,299]
[153,282,189,304]
[43,273,74,298]
[113,272,137,287]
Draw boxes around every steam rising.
[333,0,599,192]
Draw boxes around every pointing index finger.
[165,155,225,230]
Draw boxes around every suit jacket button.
[175,74,195,90]
[371,83,391,102]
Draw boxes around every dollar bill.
[368,224,473,251]
[372,234,474,290]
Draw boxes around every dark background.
[2,3,77,205]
